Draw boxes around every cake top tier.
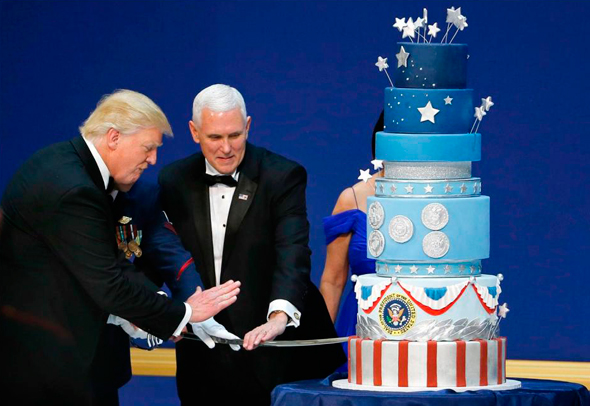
[393,43,468,89]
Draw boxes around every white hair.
[191,84,247,127]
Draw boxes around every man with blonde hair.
[0,89,240,405]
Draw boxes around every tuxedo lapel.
[70,136,116,224]
[221,144,259,277]
[188,157,217,288]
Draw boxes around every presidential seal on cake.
[332,6,520,392]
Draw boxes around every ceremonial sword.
[181,332,349,347]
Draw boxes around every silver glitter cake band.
[383,161,472,180]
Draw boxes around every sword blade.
[181,332,349,347]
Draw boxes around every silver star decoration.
[396,46,410,68]
[418,101,440,123]
[410,265,418,274]
[375,56,389,72]
[459,264,466,274]
[446,7,462,25]
[371,159,383,170]
[414,17,425,29]
[402,18,416,39]
[474,106,486,121]
[444,96,453,105]
[444,183,453,193]
[498,303,510,318]
[358,169,371,183]
[394,264,402,273]
[460,183,467,193]
[473,182,478,193]
[481,96,494,111]
[444,265,451,274]
[456,15,468,30]
[424,184,433,193]
[426,265,435,274]
[478,183,482,193]
[428,22,440,38]
[404,184,414,194]
[393,17,406,32]
[390,184,397,193]
[470,265,476,274]
[379,184,384,193]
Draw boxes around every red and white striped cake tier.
[348,337,506,388]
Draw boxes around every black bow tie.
[204,174,238,187]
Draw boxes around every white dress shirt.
[82,136,191,336]
[205,159,301,327]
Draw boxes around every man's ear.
[106,128,120,150]
[189,121,201,144]
[245,116,252,139]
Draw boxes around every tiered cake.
[339,9,516,391]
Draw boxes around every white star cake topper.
[375,56,389,71]
[358,168,372,183]
[393,17,406,32]
[418,101,440,123]
[371,159,383,170]
[498,302,510,318]
[428,22,440,38]
[481,96,494,111]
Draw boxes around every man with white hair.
[0,89,241,405]
[159,84,345,405]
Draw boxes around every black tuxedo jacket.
[159,143,345,403]
[0,137,186,405]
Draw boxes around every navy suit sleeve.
[127,181,203,303]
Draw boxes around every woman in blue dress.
[319,112,383,368]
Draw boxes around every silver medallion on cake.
[422,231,450,258]
[421,203,449,230]
[368,230,385,257]
[388,215,413,243]
[368,202,385,229]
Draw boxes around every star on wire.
[393,17,406,32]
[428,22,440,40]
[498,303,510,318]
[371,159,383,170]
[358,169,371,183]
[481,96,494,111]
[396,46,410,68]
[375,56,394,87]
[418,101,440,123]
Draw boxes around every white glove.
[191,317,241,351]
[107,315,163,348]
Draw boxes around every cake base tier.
[348,337,507,388]
[333,378,521,392]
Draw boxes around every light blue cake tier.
[393,43,468,89]
[366,196,489,261]
[376,131,481,162]
[355,273,501,341]
[376,260,482,277]
[384,88,473,134]
[375,178,481,197]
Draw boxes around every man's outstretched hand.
[243,311,288,350]
[187,280,241,323]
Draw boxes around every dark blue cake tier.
[393,43,468,89]
[384,88,473,134]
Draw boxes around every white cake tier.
[355,274,501,341]
[348,337,507,388]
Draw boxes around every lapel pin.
[238,194,249,201]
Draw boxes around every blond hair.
[79,89,173,141]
